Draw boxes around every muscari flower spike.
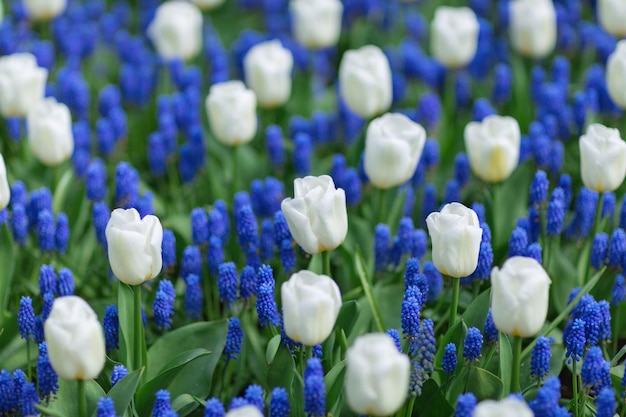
[530,336,552,380]
[111,364,128,387]
[442,343,457,375]
[224,317,243,361]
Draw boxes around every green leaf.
[266,334,282,364]
[460,287,490,329]
[116,282,134,371]
[44,379,105,417]
[325,360,346,417]
[355,249,385,332]
[136,349,212,416]
[498,333,512,397]
[434,320,468,378]
[335,301,360,338]
[172,394,204,416]
[267,345,295,389]
[90,367,144,417]
[468,367,503,400]
[0,224,16,324]
[413,379,454,417]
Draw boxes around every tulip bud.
[225,406,263,417]
[426,203,482,278]
[281,270,342,346]
[364,113,426,189]
[339,45,392,118]
[430,6,479,69]
[606,41,626,109]
[579,123,626,193]
[147,1,203,61]
[191,0,225,10]
[0,53,47,118]
[206,81,258,147]
[289,0,343,49]
[344,333,410,416]
[105,208,164,286]
[509,0,557,59]
[0,154,9,211]
[27,98,74,167]
[23,0,67,21]
[281,175,348,255]
[464,115,521,183]
[244,40,294,108]
[44,296,106,380]
[598,0,626,37]
[473,398,534,417]
[491,256,551,337]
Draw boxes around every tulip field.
[2,0,626,416]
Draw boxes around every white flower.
[426,203,482,278]
[606,41,626,109]
[281,270,342,346]
[0,53,47,118]
[224,406,263,417]
[44,296,106,380]
[206,81,258,147]
[244,40,294,108]
[464,115,521,183]
[491,256,551,337]
[598,0,626,37]
[191,0,225,10]
[105,208,164,286]
[289,0,343,49]
[23,0,67,21]
[147,1,203,61]
[579,123,626,192]
[509,0,557,59]
[430,6,479,69]
[339,45,392,118]
[473,397,534,417]
[364,113,426,189]
[344,333,410,416]
[0,154,10,211]
[281,175,348,255]
[27,98,74,167]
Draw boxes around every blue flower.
[401,286,422,341]
[265,125,286,168]
[422,261,442,303]
[304,358,325,417]
[204,398,225,417]
[10,204,28,245]
[180,245,202,280]
[508,227,528,258]
[529,376,563,417]
[152,389,173,417]
[257,265,279,327]
[96,397,118,417]
[37,209,56,253]
[191,208,209,247]
[161,229,177,272]
[463,327,483,362]
[224,317,243,361]
[374,224,391,272]
[386,329,402,352]
[103,305,119,352]
[612,274,626,306]
[244,384,264,413]
[565,318,585,362]
[591,233,609,269]
[20,381,39,417]
[270,387,290,417]
[218,262,239,306]
[530,336,552,380]
[184,274,204,320]
[442,343,457,375]
[608,228,626,268]
[154,279,175,330]
[581,347,611,393]
[293,133,313,176]
[93,202,110,249]
[86,158,108,202]
[37,342,59,399]
[484,308,498,344]
[595,387,616,417]
[111,364,128,387]
[114,162,139,209]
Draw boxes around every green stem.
[449,278,460,328]
[572,360,579,417]
[231,145,240,200]
[610,342,626,366]
[78,379,87,417]
[593,192,604,239]
[510,336,523,394]
[321,251,331,277]
[378,187,387,225]
[521,267,606,359]
[404,396,416,417]
[26,340,31,381]
[355,251,385,332]
[133,285,143,372]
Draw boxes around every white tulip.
[339,45,392,118]
[281,175,348,255]
[509,0,557,59]
[44,296,106,380]
[606,41,626,109]
[0,53,47,118]
[289,0,343,49]
[344,333,410,416]
[23,0,67,21]
[27,98,74,167]
[191,0,225,10]
[281,270,342,346]
[491,256,551,337]
[430,6,479,69]
[224,406,263,417]
[579,123,626,192]
[147,1,203,61]
[473,397,534,417]
[598,0,626,37]
[364,113,426,189]
[244,40,294,108]
[426,203,482,278]
[105,208,164,286]
[464,115,521,183]
[0,154,10,211]
[206,81,258,147]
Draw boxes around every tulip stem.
[231,145,240,200]
[78,379,87,417]
[449,278,460,328]
[26,340,32,381]
[572,360,579,417]
[322,251,330,277]
[510,336,522,394]
[133,285,144,372]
